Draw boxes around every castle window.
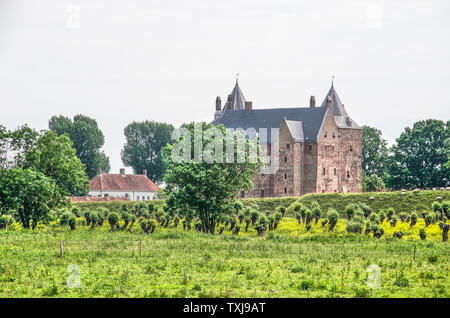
[286,144,290,150]
[347,171,350,178]
[350,145,353,152]
[333,132,335,138]
[137,196,140,201]
[322,189,325,193]
[284,187,287,194]
[309,145,312,151]
[284,173,287,180]
[324,132,327,138]
[334,168,337,176]
[284,156,287,163]
[260,190,265,198]
[323,168,326,176]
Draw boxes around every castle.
[213,80,362,198]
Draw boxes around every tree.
[387,119,449,189]
[164,122,264,234]
[23,131,89,196]
[48,114,110,178]
[362,126,389,181]
[0,125,39,171]
[121,120,174,183]
[0,168,62,229]
[362,174,386,192]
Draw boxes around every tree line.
[362,119,449,191]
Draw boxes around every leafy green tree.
[121,120,174,183]
[164,122,264,234]
[362,126,389,181]
[0,168,62,229]
[0,125,39,171]
[362,174,386,192]
[23,131,89,196]
[48,114,110,178]
[387,119,449,189]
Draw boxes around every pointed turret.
[222,79,246,112]
[321,83,359,128]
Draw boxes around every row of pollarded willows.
[290,190,450,218]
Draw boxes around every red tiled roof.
[90,173,159,192]
[69,196,130,203]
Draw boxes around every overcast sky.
[1,0,449,174]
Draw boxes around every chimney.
[227,94,233,110]
[326,96,332,110]
[245,101,253,113]
[120,168,125,176]
[143,169,147,176]
[310,96,316,108]
[215,96,221,111]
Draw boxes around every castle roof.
[90,173,159,192]
[320,84,360,128]
[221,80,246,113]
[214,106,327,144]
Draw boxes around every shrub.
[369,213,379,224]
[393,231,404,239]
[305,224,312,231]
[84,210,92,226]
[346,220,363,234]
[60,211,73,227]
[327,209,339,231]
[441,201,450,218]
[410,212,418,227]
[419,229,426,240]
[394,274,409,287]
[379,211,386,223]
[345,204,356,220]
[358,202,372,217]
[140,218,156,234]
[399,212,409,222]
[431,201,441,213]
[276,206,286,217]
[424,214,433,227]
[443,224,449,242]
[390,215,398,227]
[0,215,14,229]
[68,216,76,230]
[311,205,321,224]
[386,208,395,221]
[90,211,99,229]
[305,209,313,225]
[108,212,119,232]
[71,206,81,217]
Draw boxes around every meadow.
[0,217,448,298]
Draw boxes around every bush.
[390,215,398,227]
[71,206,81,217]
[386,208,395,221]
[369,213,379,224]
[327,209,339,231]
[399,212,409,222]
[68,215,76,231]
[346,220,364,234]
[424,213,433,227]
[305,224,312,231]
[0,215,14,229]
[345,204,356,220]
[393,231,404,239]
[60,211,73,227]
[140,218,156,234]
[442,201,450,218]
[108,212,120,232]
[410,212,418,227]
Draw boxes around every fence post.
[60,240,64,258]
[413,244,416,261]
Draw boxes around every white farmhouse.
[89,169,159,201]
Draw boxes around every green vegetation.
[0,221,448,298]
[291,190,450,218]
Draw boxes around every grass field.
[1,218,448,298]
